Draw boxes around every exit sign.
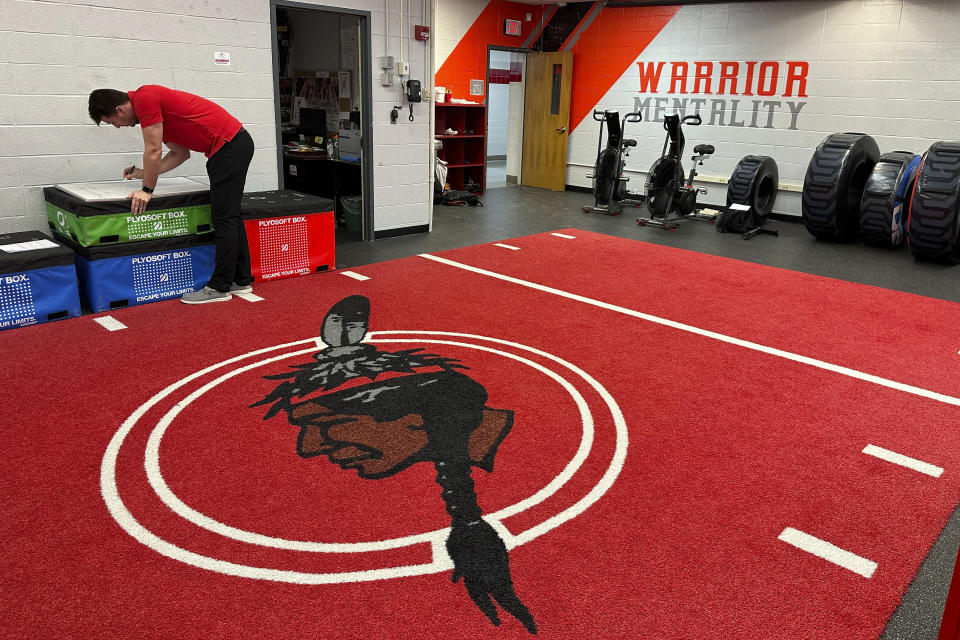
[504,19,521,36]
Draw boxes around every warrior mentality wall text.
[634,61,810,130]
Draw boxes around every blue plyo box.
[0,231,81,331]
[58,232,215,312]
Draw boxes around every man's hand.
[127,190,152,213]
[122,165,144,180]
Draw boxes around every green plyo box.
[44,179,213,247]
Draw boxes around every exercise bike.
[637,113,717,230]
[583,110,644,216]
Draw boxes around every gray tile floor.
[341,184,959,305]
[337,184,960,639]
[486,158,507,189]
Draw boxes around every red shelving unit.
[435,103,486,193]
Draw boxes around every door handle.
[556,126,567,133]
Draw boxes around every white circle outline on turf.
[145,337,594,552]
[101,331,628,583]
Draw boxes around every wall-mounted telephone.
[407,80,422,103]
[406,80,421,121]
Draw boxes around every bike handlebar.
[624,112,642,123]
[593,109,620,121]
[682,114,702,126]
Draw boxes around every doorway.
[520,50,572,191]
[485,48,527,190]
[270,1,374,241]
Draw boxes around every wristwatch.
[141,184,154,194]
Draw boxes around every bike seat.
[623,139,637,148]
[694,144,715,155]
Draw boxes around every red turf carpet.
[4,228,960,639]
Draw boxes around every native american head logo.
[252,295,537,633]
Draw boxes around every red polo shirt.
[128,85,242,158]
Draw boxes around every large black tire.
[802,133,880,241]
[644,156,681,218]
[859,151,920,249]
[593,149,625,205]
[726,155,778,225]
[908,141,960,264]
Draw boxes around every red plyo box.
[241,190,336,282]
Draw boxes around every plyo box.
[44,177,212,247]
[59,233,215,312]
[242,190,336,281]
[0,231,81,331]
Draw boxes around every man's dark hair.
[88,89,129,125]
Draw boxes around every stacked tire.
[859,151,921,249]
[726,155,778,225]
[801,134,960,262]
[802,133,880,241]
[908,141,960,264]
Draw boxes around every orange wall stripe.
[567,5,680,132]
[435,0,545,102]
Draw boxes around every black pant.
[206,128,254,292]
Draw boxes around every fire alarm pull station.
[415,25,430,41]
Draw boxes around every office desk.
[282,152,362,226]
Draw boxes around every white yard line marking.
[863,444,943,477]
[340,271,370,281]
[551,232,576,239]
[494,243,521,251]
[235,292,264,303]
[94,316,127,332]
[778,527,877,578]
[417,254,960,409]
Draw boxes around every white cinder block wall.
[434,0,960,217]
[506,65,526,181]
[1,0,434,236]
[567,0,960,216]
[486,84,509,156]
[1,0,276,234]
[371,0,433,232]
[434,0,485,70]
[486,50,513,157]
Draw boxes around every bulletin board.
[292,71,344,134]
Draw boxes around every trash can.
[341,195,363,233]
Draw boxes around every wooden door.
[521,51,573,191]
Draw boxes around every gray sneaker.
[181,286,232,304]
[229,282,253,294]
